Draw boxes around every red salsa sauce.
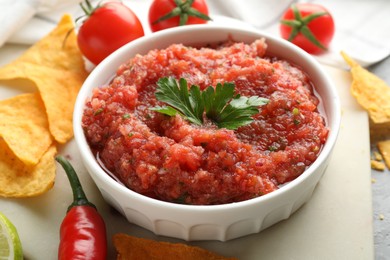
[82,39,328,205]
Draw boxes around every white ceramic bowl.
[73,25,341,241]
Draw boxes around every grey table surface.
[368,56,390,260]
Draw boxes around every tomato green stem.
[280,4,328,50]
[55,156,96,212]
[79,0,96,17]
[153,0,211,25]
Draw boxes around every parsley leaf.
[151,77,269,130]
[151,77,204,125]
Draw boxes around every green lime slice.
[0,212,23,260]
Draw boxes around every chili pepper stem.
[55,156,96,212]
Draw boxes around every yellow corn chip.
[0,14,88,143]
[0,93,53,165]
[0,140,56,197]
[371,160,385,171]
[113,233,238,260]
[372,151,383,161]
[377,140,390,169]
[341,51,390,124]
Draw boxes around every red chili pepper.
[56,156,107,260]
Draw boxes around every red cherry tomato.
[77,1,144,65]
[148,0,211,32]
[280,3,335,54]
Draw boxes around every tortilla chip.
[372,151,383,161]
[113,233,237,260]
[0,141,56,197]
[341,52,390,124]
[377,140,390,169]
[371,160,385,171]
[0,14,88,143]
[0,93,53,165]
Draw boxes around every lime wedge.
[0,212,23,260]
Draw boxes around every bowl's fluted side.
[84,152,331,241]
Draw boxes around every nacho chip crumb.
[371,178,377,183]
[377,140,390,169]
[379,214,385,221]
[371,160,385,171]
[113,233,238,260]
[372,151,383,161]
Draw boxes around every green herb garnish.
[150,77,269,130]
[122,113,131,119]
[94,108,104,115]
